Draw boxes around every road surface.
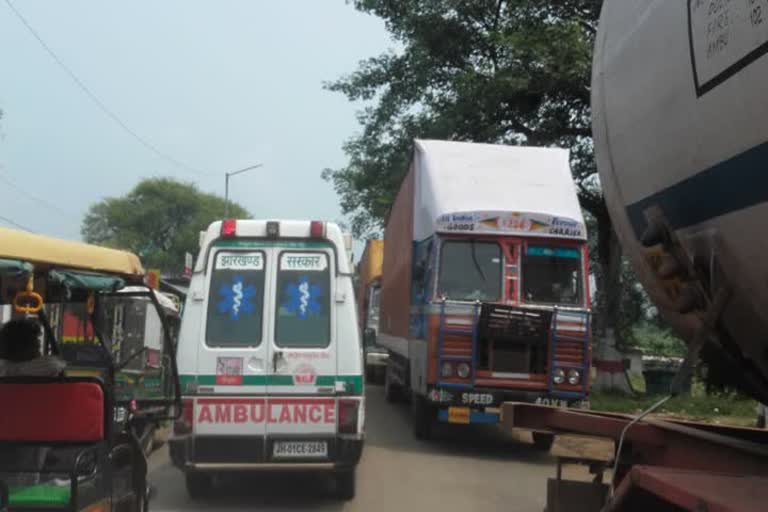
[148,384,557,512]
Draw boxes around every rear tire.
[412,394,435,440]
[334,469,356,500]
[532,432,555,451]
[185,472,213,500]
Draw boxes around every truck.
[378,139,592,442]
[357,239,388,382]
[497,2,768,511]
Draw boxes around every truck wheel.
[185,472,213,500]
[532,432,555,451]
[412,394,435,440]
[384,364,401,403]
[334,469,356,500]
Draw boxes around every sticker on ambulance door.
[216,357,243,385]
[280,253,327,271]
[293,364,317,385]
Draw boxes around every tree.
[325,1,635,383]
[82,178,250,272]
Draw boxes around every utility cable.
[3,0,211,177]
[0,212,34,232]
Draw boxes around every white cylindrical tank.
[593,1,768,397]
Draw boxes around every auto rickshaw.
[0,227,180,512]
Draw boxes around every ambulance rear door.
[266,247,338,460]
[194,247,270,446]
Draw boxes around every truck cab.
[415,228,590,402]
[357,240,388,381]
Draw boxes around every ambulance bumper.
[169,435,363,471]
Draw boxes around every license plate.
[273,441,328,458]
[535,397,569,408]
[448,406,471,424]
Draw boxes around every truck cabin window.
[438,241,502,302]
[522,246,583,306]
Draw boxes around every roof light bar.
[220,219,237,238]
[310,221,325,238]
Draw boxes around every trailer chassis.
[501,402,768,512]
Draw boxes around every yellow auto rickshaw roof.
[0,226,144,278]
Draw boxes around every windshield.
[521,245,583,306]
[438,240,502,301]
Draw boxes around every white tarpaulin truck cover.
[412,139,586,242]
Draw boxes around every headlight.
[457,363,470,379]
[441,362,454,378]
[553,368,566,385]
[567,369,581,385]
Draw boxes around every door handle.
[273,351,283,373]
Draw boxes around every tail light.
[221,219,237,238]
[174,398,194,435]
[310,221,325,238]
[337,398,360,435]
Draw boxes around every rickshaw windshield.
[0,261,179,407]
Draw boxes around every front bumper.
[169,435,363,472]
[428,386,589,425]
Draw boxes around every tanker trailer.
[500,2,768,510]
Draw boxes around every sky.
[0,1,392,256]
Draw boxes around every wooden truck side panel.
[380,164,415,340]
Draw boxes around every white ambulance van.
[169,219,364,500]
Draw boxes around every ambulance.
[169,219,364,500]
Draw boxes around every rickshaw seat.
[0,381,105,442]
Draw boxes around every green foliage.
[81,178,250,272]
[631,323,686,358]
[592,383,757,426]
[324,0,603,236]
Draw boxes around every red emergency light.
[221,219,237,238]
[310,221,325,238]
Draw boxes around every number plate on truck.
[448,407,471,424]
[273,441,328,458]
[535,397,569,408]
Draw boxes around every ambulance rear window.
[275,252,331,348]
[206,251,266,347]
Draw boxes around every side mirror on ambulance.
[198,230,206,249]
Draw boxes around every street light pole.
[224,164,263,217]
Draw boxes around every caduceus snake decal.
[231,280,243,316]
[285,276,322,320]
[218,276,257,320]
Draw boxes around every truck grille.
[478,304,552,374]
